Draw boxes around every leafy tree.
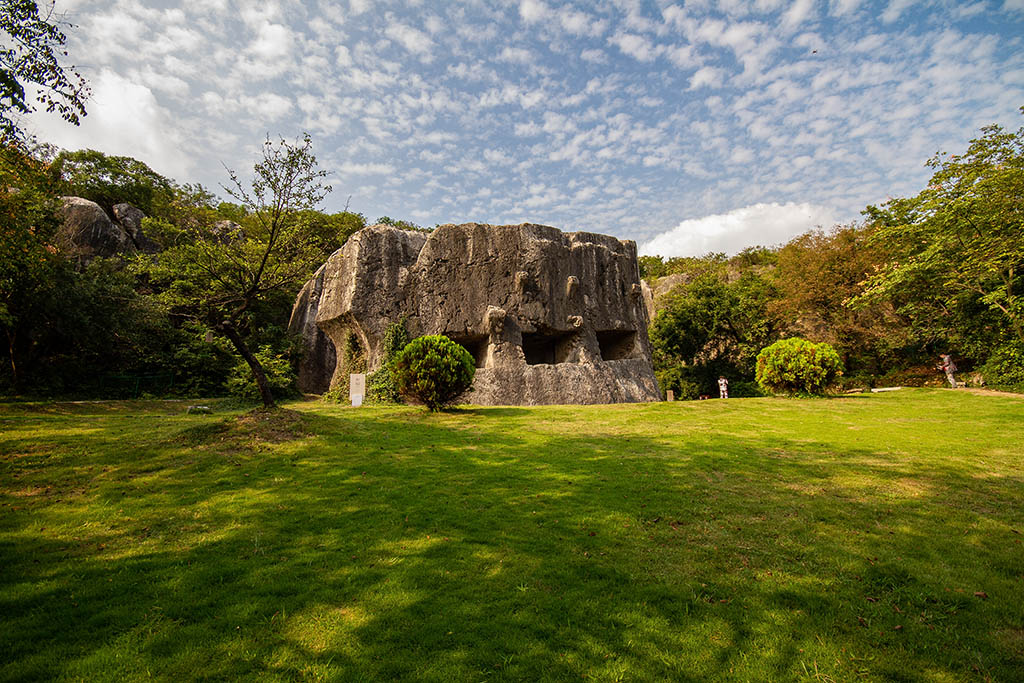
[774,225,912,374]
[0,143,62,388]
[649,267,781,395]
[146,134,331,408]
[639,255,669,279]
[1,0,88,144]
[393,335,475,411]
[755,337,843,396]
[51,148,174,216]
[375,215,429,232]
[299,208,366,255]
[856,113,1024,349]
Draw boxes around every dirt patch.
[235,408,310,442]
[174,408,310,448]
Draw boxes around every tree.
[393,335,475,411]
[1,0,89,144]
[774,225,912,374]
[649,266,781,395]
[147,134,331,408]
[0,142,62,388]
[856,112,1024,349]
[51,149,174,216]
[755,337,843,396]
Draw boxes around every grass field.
[1,389,1023,681]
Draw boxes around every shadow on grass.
[1,399,1023,680]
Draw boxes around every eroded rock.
[290,222,661,405]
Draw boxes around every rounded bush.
[755,337,843,396]
[393,335,475,411]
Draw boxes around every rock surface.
[290,222,661,405]
[288,264,337,394]
[57,197,135,260]
[112,202,160,252]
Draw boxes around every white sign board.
[350,373,366,407]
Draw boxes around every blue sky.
[26,0,1024,256]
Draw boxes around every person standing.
[939,354,958,388]
[718,376,729,399]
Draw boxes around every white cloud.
[499,46,533,64]
[24,69,192,180]
[385,20,433,56]
[519,0,550,23]
[881,0,918,23]
[689,66,728,89]
[640,202,841,257]
[608,33,663,61]
[338,161,396,175]
[781,0,816,29]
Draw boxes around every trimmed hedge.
[393,335,475,411]
[756,337,843,396]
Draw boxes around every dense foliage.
[51,149,175,216]
[648,256,778,398]
[144,134,332,408]
[0,141,372,400]
[755,338,843,396]
[392,335,475,411]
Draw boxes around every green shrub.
[655,364,702,400]
[393,335,475,411]
[980,342,1024,390]
[728,380,764,398]
[225,346,299,401]
[366,319,410,404]
[755,337,843,396]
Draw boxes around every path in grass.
[1,390,1022,681]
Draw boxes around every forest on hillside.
[643,113,1024,397]
[2,113,1022,401]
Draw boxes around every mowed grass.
[1,390,1022,682]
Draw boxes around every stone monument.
[289,222,661,405]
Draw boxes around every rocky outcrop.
[57,197,135,260]
[290,222,661,405]
[57,197,160,260]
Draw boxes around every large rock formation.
[56,197,159,261]
[290,222,661,405]
[57,197,136,260]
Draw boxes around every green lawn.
[1,390,1022,681]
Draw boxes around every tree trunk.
[217,321,276,408]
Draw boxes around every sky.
[24,0,1024,257]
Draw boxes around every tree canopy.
[1,0,88,144]
[856,110,1024,348]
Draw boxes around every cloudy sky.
[25,0,1024,257]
